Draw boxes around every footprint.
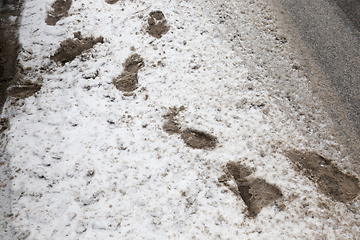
[163,107,217,149]
[146,11,170,39]
[45,0,72,26]
[112,54,144,93]
[286,151,360,202]
[105,0,119,4]
[221,162,282,217]
[162,107,182,135]
[50,32,104,65]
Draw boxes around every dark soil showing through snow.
[113,53,145,92]
[0,0,22,113]
[45,0,72,26]
[224,162,283,217]
[180,129,217,149]
[163,106,217,149]
[50,32,104,65]
[0,2,24,238]
[6,84,41,100]
[146,10,170,39]
[286,151,360,202]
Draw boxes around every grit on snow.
[1,0,360,239]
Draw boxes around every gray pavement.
[275,0,360,164]
[334,0,360,31]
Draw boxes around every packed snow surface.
[1,0,360,239]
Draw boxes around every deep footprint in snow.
[286,151,360,202]
[45,0,72,26]
[163,107,217,149]
[180,129,217,149]
[113,54,144,92]
[50,32,104,65]
[0,118,9,133]
[146,11,170,39]
[162,106,184,135]
[222,162,283,217]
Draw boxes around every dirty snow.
[1,0,360,239]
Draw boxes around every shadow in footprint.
[112,54,144,93]
[222,162,282,217]
[286,151,360,202]
[45,0,72,26]
[105,0,119,4]
[163,106,217,149]
[146,11,170,39]
[50,32,104,65]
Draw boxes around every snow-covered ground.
[1,0,360,239]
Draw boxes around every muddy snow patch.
[112,53,144,92]
[6,83,41,100]
[45,0,72,26]
[162,106,184,135]
[180,129,217,149]
[146,10,170,38]
[163,107,217,149]
[50,32,104,64]
[222,161,283,217]
[7,0,360,238]
[286,151,360,202]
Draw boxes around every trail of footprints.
[12,0,360,218]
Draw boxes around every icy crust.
[1,0,359,239]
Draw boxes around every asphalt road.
[275,0,360,165]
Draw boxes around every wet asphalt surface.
[275,0,360,166]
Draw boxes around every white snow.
[1,0,360,239]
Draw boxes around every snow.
[1,0,360,239]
